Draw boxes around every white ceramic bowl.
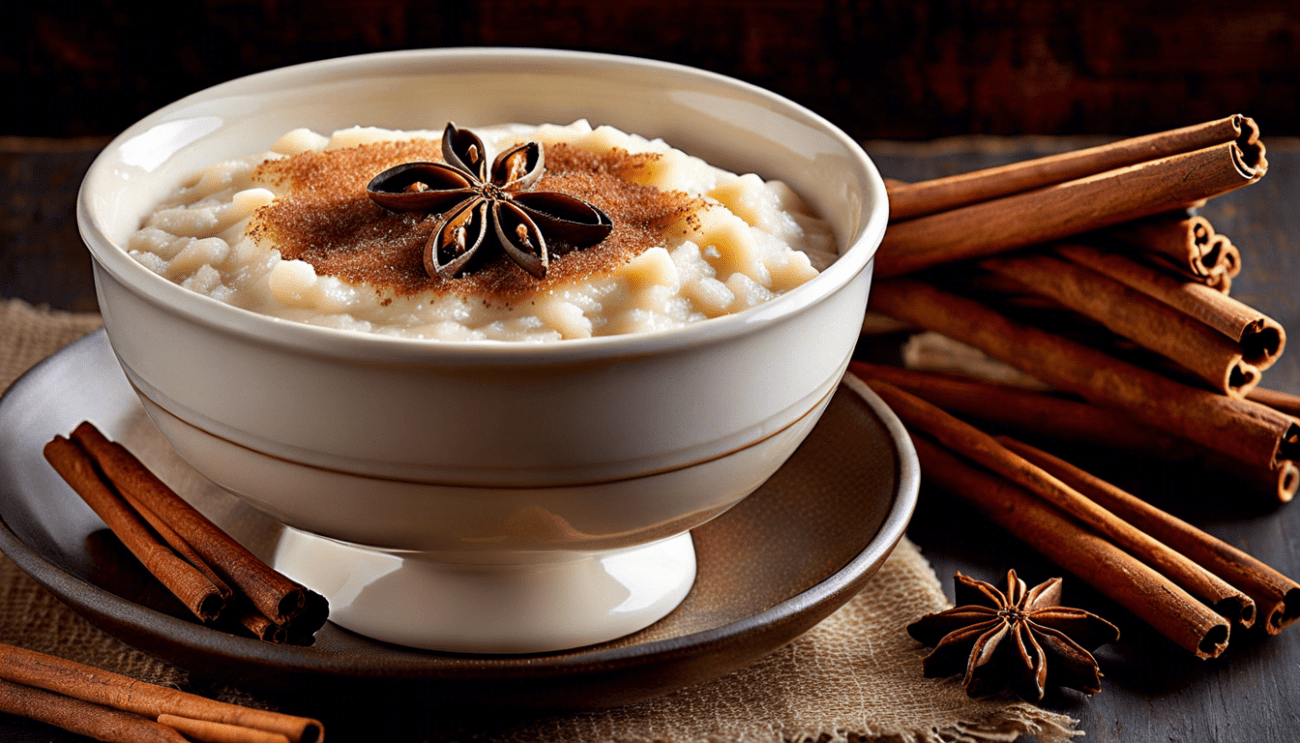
[78,48,888,652]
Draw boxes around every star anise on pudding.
[366,122,614,279]
[907,570,1119,702]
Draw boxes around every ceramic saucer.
[0,330,917,711]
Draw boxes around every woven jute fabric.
[0,297,1078,742]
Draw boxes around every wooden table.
[3,136,1298,742]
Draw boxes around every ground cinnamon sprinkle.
[250,139,701,302]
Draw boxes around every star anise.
[907,570,1119,702]
[366,122,613,279]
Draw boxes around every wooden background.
[5,0,1299,141]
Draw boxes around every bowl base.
[272,529,697,653]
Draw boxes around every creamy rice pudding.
[127,121,839,341]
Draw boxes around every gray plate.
[0,329,917,717]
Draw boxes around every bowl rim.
[78,47,888,364]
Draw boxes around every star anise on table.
[907,570,1120,702]
[366,122,613,279]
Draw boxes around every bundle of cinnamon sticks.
[43,422,328,645]
[878,114,1266,276]
[861,114,1300,657]
[852,370,1299,657]
[0,642,321,743]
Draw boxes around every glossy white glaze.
[275,529,697,653]
[78,49,889,652]
[134,384,834,553]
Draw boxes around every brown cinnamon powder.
[250,139,701,302]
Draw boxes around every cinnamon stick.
[868,380,1255,626]
[1205,234,1242,279]
[1056,244,1284,368]
[119,488,234,603]
[887,115,1263,221]
[900,330,1053,390]
[159,714,292,743]
[877,139,1267,277]
[286,589,331,644]
[1247,387,1300,419]
[227,588,326,644]
[860,310,918,336]
[911,436,1231,657]
[1138,235,1240,294]
[1235,459,1300,504]
[0,643,322,743]
[0,678,190,743]
[232,607,289,644]
[42,437,225,622]
[1002,437,1300,634]
[70,422,306,624]
[868,279,1300,469]
[955,271,1067,311]
[1270,461,1300,504]
[847,362,1299,502]
[1166,261,1234,295]
[1100,214,1219,278]
[848,361,1192,454]
[981,253,1262,397]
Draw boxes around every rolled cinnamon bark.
[876,139,1268,277]
[868,280,1300,469]
[42,437,225,622]
[848,361,1188,454]
[0,678,189,743]
[227,589,327,645]
[1269,461,1300,504]
[956,271,1067,311]
[233,608,288,644]
[887,115,1262,221]
[981,253,1262,397]
[71,423,306,624]
[870,380,1254,626]
[1205,234,1242,279]
[0,644,322,743]
[117,488,234,604]
[1247,387,1300,419]
[1140,235,1240,294]
[159,714,292,743]
[1056,244,1283,367]
[912,436,1231,658]
[1002,437,1300,634]
[1163,262,1234,295]
[847,363,1299,502]
[1100,214,1218,278]
[286,589,331,643]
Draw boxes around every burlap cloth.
[0,297,1078,742]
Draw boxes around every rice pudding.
[127,121,839,341]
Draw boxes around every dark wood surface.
[2,136,1298,742]
[7,1,1300,141]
